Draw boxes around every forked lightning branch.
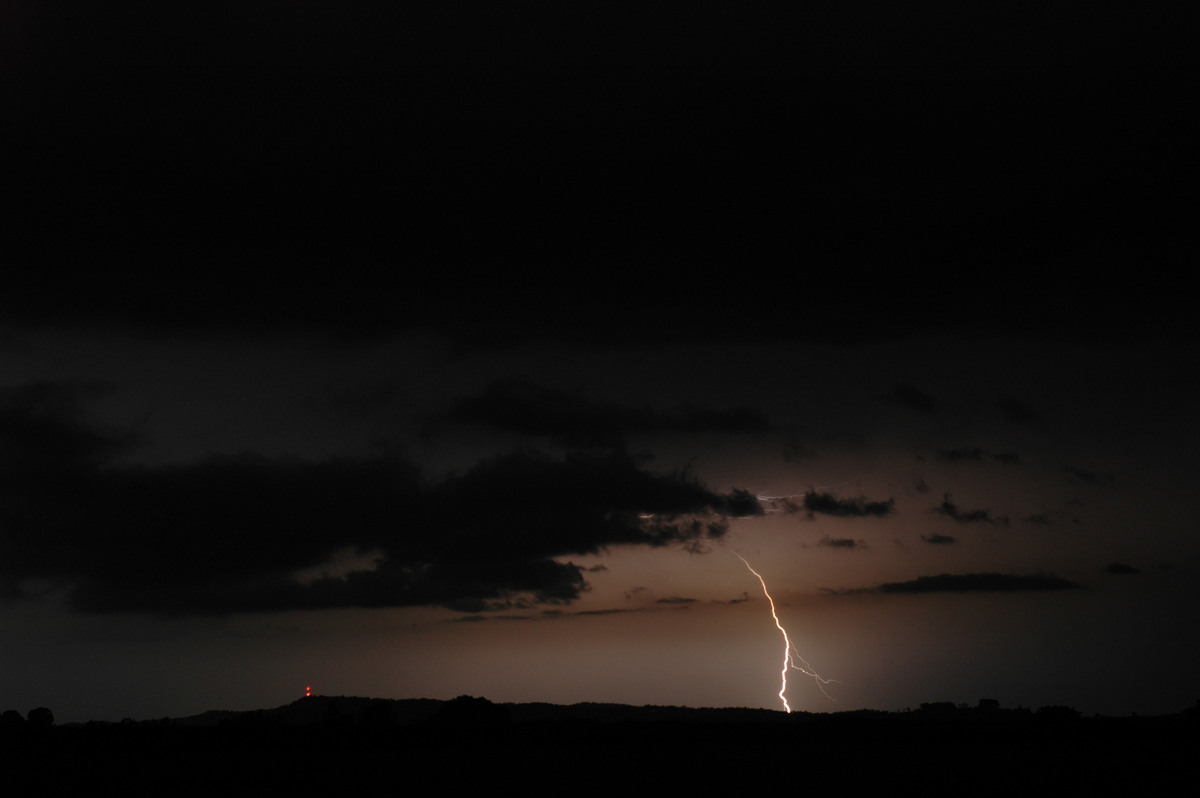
[734,552,836,712]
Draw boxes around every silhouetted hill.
[6,696,1197,793]
[172,695,445,728]
[67,694,1200,735]
[47,693,1198,748]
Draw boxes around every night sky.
[3,3,1198,722]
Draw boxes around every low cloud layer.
[1063,465,1116,485]
[878,573,1083,593]
[441,375,771,449]
[932,494,1009,526]
[997,396,1040,424]
[884,384,937,415]
[818,536,863,549]
[0,382,753,615]
[1104,562,1141,575]
[764,491,895,519]
[802,491,895,518]
[937,447,1020,465]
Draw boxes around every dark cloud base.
[0,383,753,615]
[937,448,1020,465]
[878,573,1083,594]
[819,536,864,550]
[439,375,770,449]
[1104,563,1141,576]
[766,491,895,519]
[932,494,1009,526]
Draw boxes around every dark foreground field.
[4,697,1196,794]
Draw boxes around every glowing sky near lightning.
[734,552,836,712]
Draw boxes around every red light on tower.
[305,685,312,698]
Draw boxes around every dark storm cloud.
[656,597,698,605]
[441,376,770,449]
[1021,511,1063,526]
[0,381,133,468]
[884,384,938,414]
[791,491,895,519]
[997,396,1040,424]
[0,383,752,614]
[932,494,1009,526]
[921,533,956,545]
[878,573,1083,593]
[309,380,408,417]
[1062,465,1116,485]
[818,536,863,549]
[1104,562,1141,575]
[458,609,581,622]
[937,447,1020,464]
[722,489,765,518]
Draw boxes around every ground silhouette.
[4,696,1195,793]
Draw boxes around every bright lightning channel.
[734,552,836,713]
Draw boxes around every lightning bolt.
[734,551,836,712]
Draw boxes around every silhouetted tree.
[358,699,396,731]
[26,707,54,728]
[431,695,510,728]
[1035,705,1081,723]
[918,702,958,717]
[321,700,353,730]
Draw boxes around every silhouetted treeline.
[0,706,54,731]
[8,694,1198,739]
[5,696,1196,793]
